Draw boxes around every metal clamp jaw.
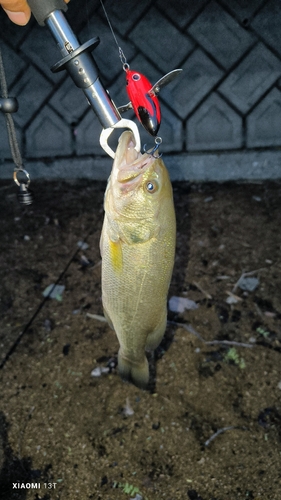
[100,118,141,159]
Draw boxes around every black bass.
[100,131,176,388]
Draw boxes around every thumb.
[2,0,70,25]
[3,8,31,25]
[1,0,31,25]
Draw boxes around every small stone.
[91,366,109,377]
[169,296,199,313]
[43,319,52,332]
[42,284,65,300]
[72,309,80,315]
[237,276,259,292]
[123,398,134,416]
[91,367,102,377]
[226,295,238,304]
[77,240,89,250]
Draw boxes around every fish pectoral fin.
[109,237,123,272]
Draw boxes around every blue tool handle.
[27,0,67,26]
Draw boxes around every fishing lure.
[119,67,182,137]
[125,69,160,136]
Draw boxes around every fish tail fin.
[118,350,149,389]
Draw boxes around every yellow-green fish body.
[100,131,176,388]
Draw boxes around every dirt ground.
[0,177,281,500]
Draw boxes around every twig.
[86,313,107,322]
[158,394,177,408]
[204,339,253,348]
[204,426,235,446]
[91,259,102,269]
[226,291,243,302]
[168,321,254,348]
[204,425,248,446]
[193,281,212,299]
[254,302,263,318]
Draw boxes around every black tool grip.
[27,0,68,26]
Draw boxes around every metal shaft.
[45,10,80,54]
[45,11,121,129]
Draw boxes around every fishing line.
[98,0,169,154]
[99,0,129,69]
[85,0,91,40]
[0,230,94,370]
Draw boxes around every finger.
[2,0,70,25]
[1,0,30,25]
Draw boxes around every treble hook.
[143,136,162,158]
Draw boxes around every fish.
[118,68,183,137]
[100,130,176,388]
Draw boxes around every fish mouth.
[115,131,154,186]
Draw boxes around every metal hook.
[143,136,162,158]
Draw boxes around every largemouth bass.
[100,131,176,388]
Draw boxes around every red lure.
[125,69,161,137]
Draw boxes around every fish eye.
[132,73,141,81]
[146,181,158,193]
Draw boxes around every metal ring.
[123,63,130,71]
[155,136,162,145]
[13,168,30,187]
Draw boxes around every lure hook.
[143,136,162,158]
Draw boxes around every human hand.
[1,0,70,26]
